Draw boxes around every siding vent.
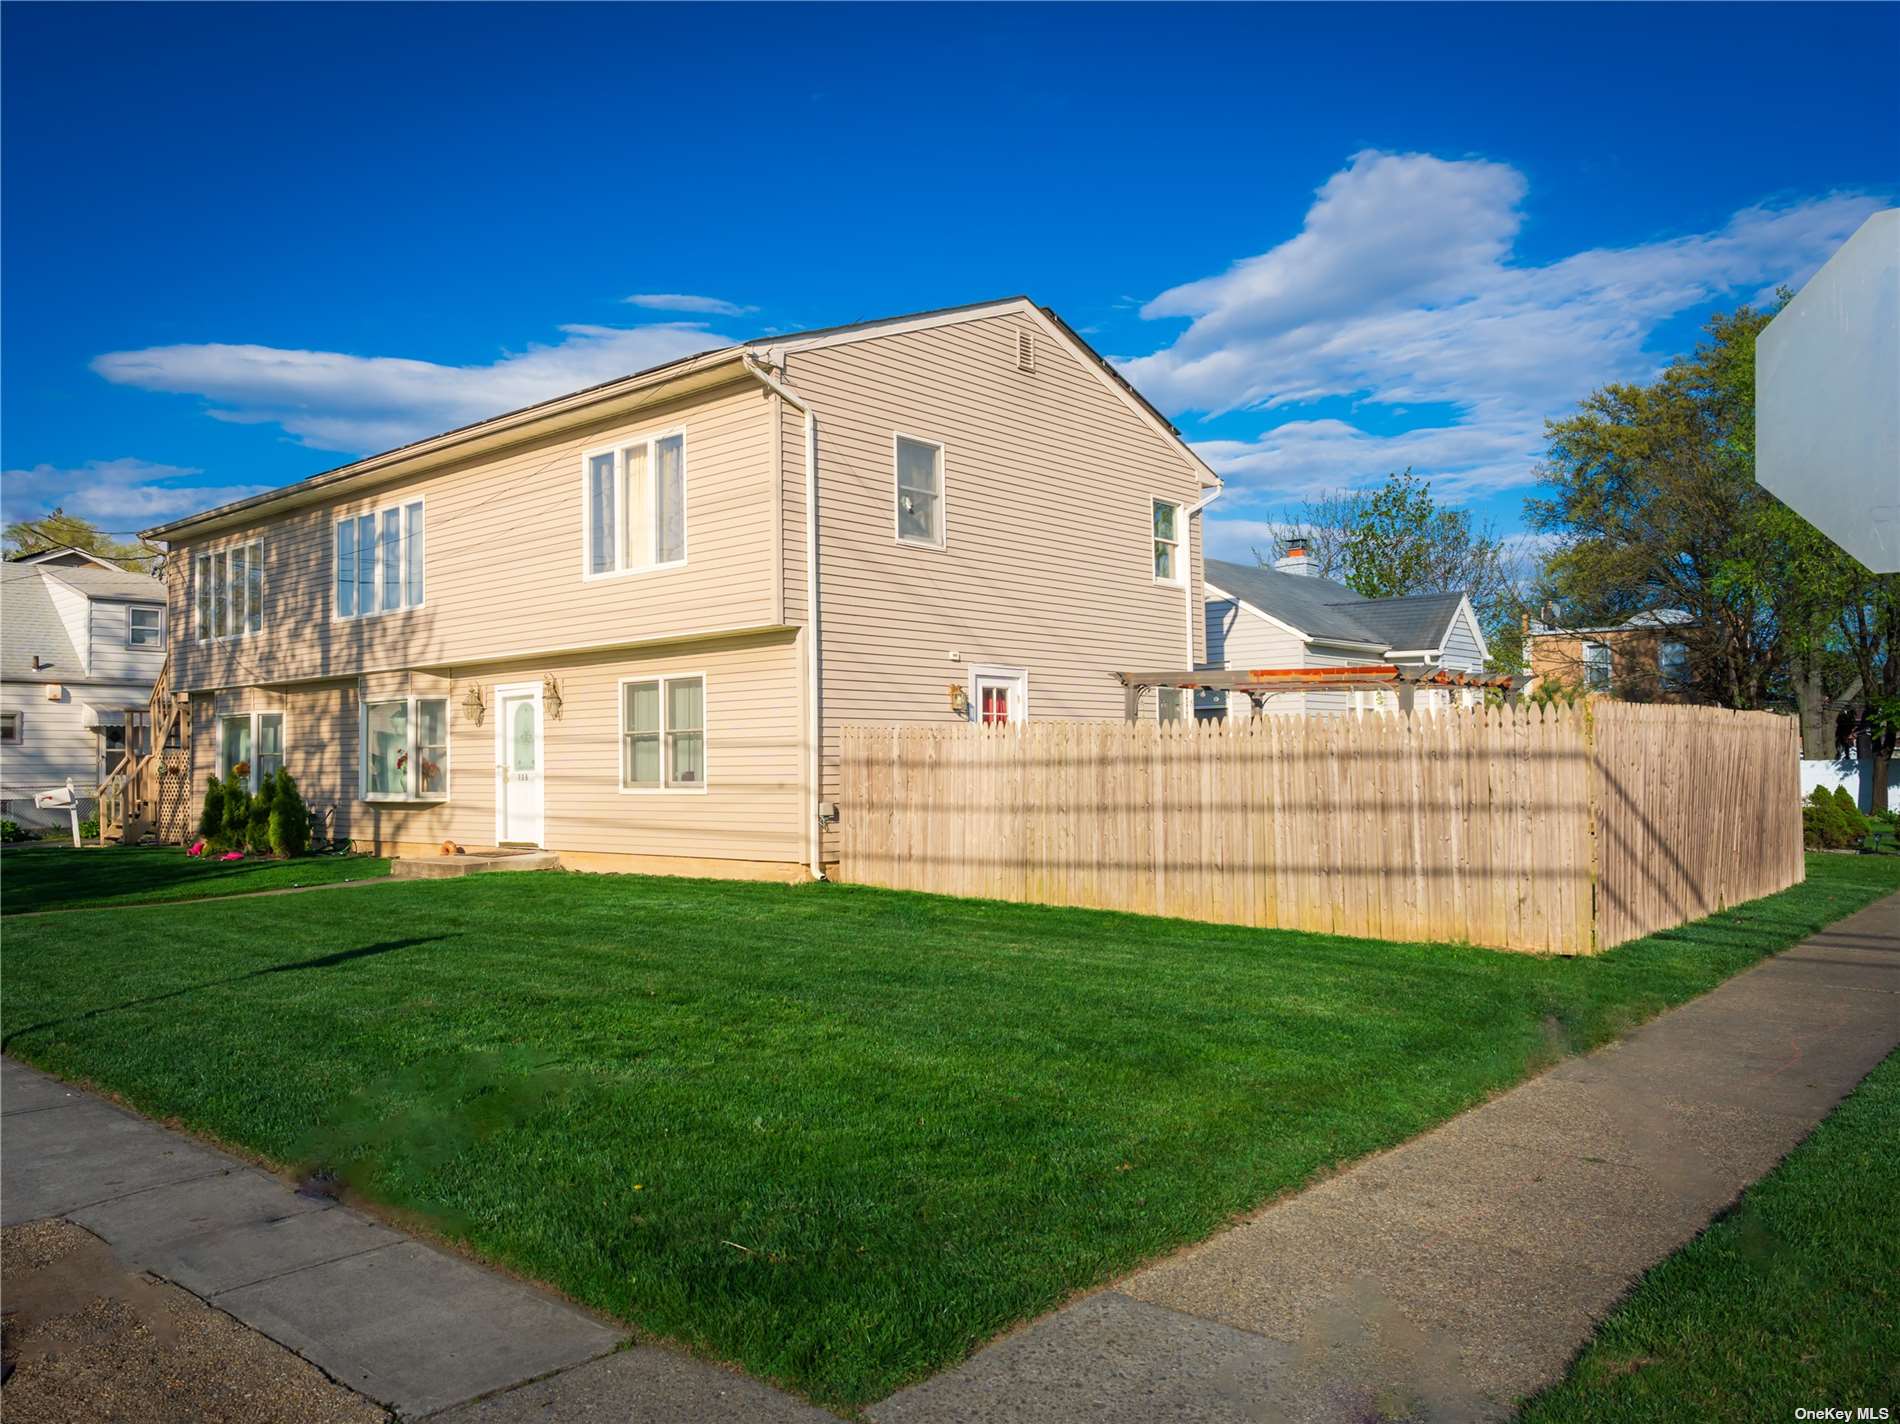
[1015,330,1036,373]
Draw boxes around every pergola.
[1114,664,1521,719]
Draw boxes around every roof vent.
[1015,330,1035,373]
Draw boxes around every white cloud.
[1,458,269,535]
[624,293,759,317]
[1122,150,1886,510]
[92,321,732,454]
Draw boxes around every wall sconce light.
[947,683,969,717]
[460,683,486,726]
[543,674,564,720]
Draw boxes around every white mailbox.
[33,779,82,847]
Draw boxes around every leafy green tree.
[1280,470,1524,672]
[3,509,159,571]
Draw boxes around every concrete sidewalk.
[0,1057,834,1421]
[868,891,1900,1423]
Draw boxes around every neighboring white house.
[1,547,168,829]
[1202,544,1489,718]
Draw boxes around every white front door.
[496,687,544,846]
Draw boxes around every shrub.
[198,776,226,841]
[1,819,27,843]
[1832,785,1869,840]
[79,817,101,840]
[268,768,311,858]
[246,772,277,854]
[1804,786,1862,850]
[220,771,252,849]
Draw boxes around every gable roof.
[0,563,84,681]
[7,545,124,571]
[1204,557,1474,658]
[144,296,1216,543]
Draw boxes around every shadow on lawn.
[1,936,443,1051]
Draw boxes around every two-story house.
[1,547,168,829]
[142,298,1219,878]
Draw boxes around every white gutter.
[743,356,826,881]
[1181,484,1224,674]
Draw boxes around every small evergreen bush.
[1832,785,1869,841]
[246,772,277,854]
[198,776,226,841]
[220,770,252,848]
[268,768,311,858]
[1804,786,1859,849]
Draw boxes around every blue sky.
[4,2,1895,559]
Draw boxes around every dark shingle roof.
[1204,557,1466,655]
[1340,592,1467,654]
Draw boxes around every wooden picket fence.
[837,701,1802,955]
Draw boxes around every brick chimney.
[1274,536,1312,577]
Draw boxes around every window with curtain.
[361,696,449,801]
[195,541,262,642]
[1153,500,1181,583]
[620,675,706,790]
[335,501,425,619]
[585,433,687,576]
[895,435,943,546]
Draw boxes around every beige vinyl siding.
[782,312,1208,856]
[189,632,801,863]
[87,600,168,683]
[170,378,781,693]
[1206,592,1310,717]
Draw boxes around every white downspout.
[1182,483,1224,676]
[743,356,826,881]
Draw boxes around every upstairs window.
[895,435,944,547]
[1582,640,1612,692]
[1153,500,1182,584]
[620,674,706,791]
[1,711,20,744]
[336,500,425,619]
[127,605,163,648]
[361,695,449,801]
[195,542,263,642]
[585,432,687,577]
[1659,639,1690,691]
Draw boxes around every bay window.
[361,696,449,801]
[620,674,705,791]
[336,499,425,619]
[218,711,283,791]
[584,432,687,577]
[194,541,264,642]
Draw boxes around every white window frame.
[334,497,426,621]
[358,694,451,803]
[1,710,21,744]
[1155,686,1187,723]
[967,664,1029,726]
[1581,639,1612,692]
[194,540,264,643]
[126,604,165,649]
[616,672,709,793]
[579,430,689,581]
[1153,499,1184,586]
[216,710,286,793]
[893,432,947,550]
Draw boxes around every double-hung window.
[361,695,450,801]
[336,500,425,619]
[1153,500,1182,584]
[195,541,264,642]
[585,432,687,577]
[894,435,944,547]
[218,711,284,792]
[1581,640,1612,692]
[1659,639,1689,691]
[620,674,705,791]
[127,605,163,648]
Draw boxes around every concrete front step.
[390,849,562,879]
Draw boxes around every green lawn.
[3,855,1896,1409]
[1523,1047,1900,1421]
[0,843,390,915]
